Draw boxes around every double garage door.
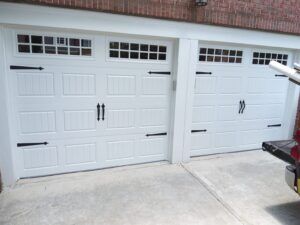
[6,29,292,178]
[6,30,173,177]
[191,44,291,156]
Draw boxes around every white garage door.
[6,29,173,177]
[191,44,291,156]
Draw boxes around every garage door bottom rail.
[262,140,296,165]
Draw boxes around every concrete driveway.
[0,150,299,225]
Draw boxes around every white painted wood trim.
[1,2,300,50]
[0,26,17,185]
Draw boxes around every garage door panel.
[107,75,136,96]
[266,94,285,104]
[106,139,135,161]
[267,79,288,93]
[240,119,264,131]
[264,104,283,119]
[65,143,97,165]
[193,94,216,106]
[242,105,265,120]
[247,77,266,93]
[141,76,170,96]
[192,106,215,123]
[140,108,167,127]
[239,130,263,146]
[195,76,216,94]
[138,137,167,158]
[62,73,96,96]
[217,106,238,121]
[64,110,96,132]
[17,72,55,96]
[215,121,239,132]
[219,77,242,94]
[215,132,238,148]
[19,111,56,134]
[191,133,212,151]
[23,145,58,170]
[106,109,135,129]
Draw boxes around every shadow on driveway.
[266,200,300,225]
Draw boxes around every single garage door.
[6,29,173,177]
[191,44,292,156]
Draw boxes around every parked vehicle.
[263,61,300,195]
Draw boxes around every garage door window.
[199,48,243,63]
[17,34,92,57]
[109,41,167,61]
[252,52,288,65]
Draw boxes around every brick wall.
[3,0,300,35]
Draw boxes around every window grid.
[17,34,92,56]
[252,52,288,65]
[199,48,243,64]
[109,41,167,61]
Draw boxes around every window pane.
[110,50,119,58]
[58,47,68,55]
[222,50,229,56]
[158,54,166,60]
[253,52,259,58]
[57,37,68,46]
[18,45,30,53]
[159,46,167,53]
[82,48,92,56]
[272,54,277,59]
[236,58,242,63]
[283,55,288,60]
[120,42,129,50]
[45,46,56,54]
[32,45,43,53]
[237,51,243,57]
[130,43,139,51]
[200,48,207,54]
[252,59,258,64]
[140,52,148,59]
[150,45,158,52]
[222,57,229,63]
[215,49,222,55]
[130,52,139,59]
[149,53,157,60]
[120,51,129,58]
[44,36,54,45]
[17,35,29,43]
[70,48,80,55]
[69,38,80,46]
[140,44,148,51]
[230,50,236,56]
[110,42,119,49]
[259,59,264,65]
[215,56,221,62]
[207,56,214,61]
[199,55,206,61]
[81,39,91,47]
[31,35,43,44]
[266,53,271,58]
[207,48,214,55]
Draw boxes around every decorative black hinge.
[196,72,212,75]
[146,132,167,137]
[17,142,48,147]
[275,74,287,77]
[191,129,207,133]
[267,124,282,128]
[148,71,171,75]
[10,65,44,70]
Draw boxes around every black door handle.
[239,100,242,114]
[17,142,48,147]
[97,103,100,121]
[101,104,105,121]
[191,129,207,133]
[241,100,246,114]
[268,124,282,128]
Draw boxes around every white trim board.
[1,2,300,50]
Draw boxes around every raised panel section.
[17,72,54,96]
[107,109,135,128]
[63,73,96,96]
[107,140,134,160]
[23,146,58,169]
[215,132,237,148]
[107,75,136,96]
[247,78,266,93]
[267,79,287,93]
[194,77,216,94]
[138,138,165,156]
[20,111,56,134]
[192,106,215,123]
[142,77,169,95]
[65,143,96,165]
[140,108,166,127]
[64,110,96,131]
[217,106,236,121]
[191,133,211,150]
[219,77,242,94]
